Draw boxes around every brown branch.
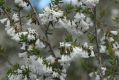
[94,7,103,78]
[18,8,22,31]
[39,37,56,57]
[2,7,13,24]
[27,0,56,57]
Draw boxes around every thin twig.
[94,7,103,78]
[18,8,22,31]
[1,7,13,24]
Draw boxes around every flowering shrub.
[0,0,119,80]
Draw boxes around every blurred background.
[0,0,119,80]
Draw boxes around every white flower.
[82,0,99,8]
[86,17,94,26]
[44,7,52,13]
[37,57,43,65]
[35,39,45,49]
[14,0,27,8]
[28,28,37,34]
[60,42,65,47]
[17,69,22,74]
[79,20,89,32]
[108,37,114,42]
[43,66,53,73]
[72,47,89,58]
[64,42,71,48]
[113,42,119,50]
[101,67,106,76]
[60,76,65,80]
[95,75,100,80]
[72,46,95,58]
[100,45,106,53]
[28,45,33,51]
[12,13,19,21]
[53,11,63,18]
[27,34,36,41]
[115,50,119,57]
[52,72,59,78]
[6,27,16,37]
[5,20,10,28]
[83,42,88,48]
[110,31,118,35]
[19,1,27,8]
[74,13,85,22]
[18,52,27,58]
[46,56,55,63]
[14,0,21,4]
[61,55,71,62]
[12,33,20,41]
[0,18,8,24]
[89,72,94,77]
[20,43,26,50]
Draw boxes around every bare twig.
[18,8,22,31]
[94,7,103,78]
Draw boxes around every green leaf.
[87,33,96,43]
[0,0,5,6]
[7,64,20,75]
[107,43,115,59]
[51,0,63,5]
[22,67,31,78]
[65,3,75,14]
[65,33,73,42]
[30,48,41,57]
[80,59,96,73]
[0,46,5,56]
[19,34,28,43]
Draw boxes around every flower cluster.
[81,0,99,8]
[99,30,119,57]
[39,6,94,35]
[14,0,28,8]
[2,0,119,80]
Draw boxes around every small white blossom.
[101,67,106,76]
[60,55,71,62]
[74,13,85,22]
[35,39,45,49]
[110,31,118,35]
[14,0,27,8]
[20,43,26,50]
[27,34,36,41]
[79,20,89,32]
[95,75,100,80]
[19,52,27,58]
[46,56,55,63]
[108,37,114,42]
[12,13,19,21]
[60,42,65,47]
[82,0,99,8]
[100,45,106,53]
[0,18,8,24]
[52,72,59,78]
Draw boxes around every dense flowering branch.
[0,0,119,80]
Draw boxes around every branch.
[18,8,22,31]
[39,37,56,58]
[1,7,13,24]
[27,0,56,57]
[94,7,103,78]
